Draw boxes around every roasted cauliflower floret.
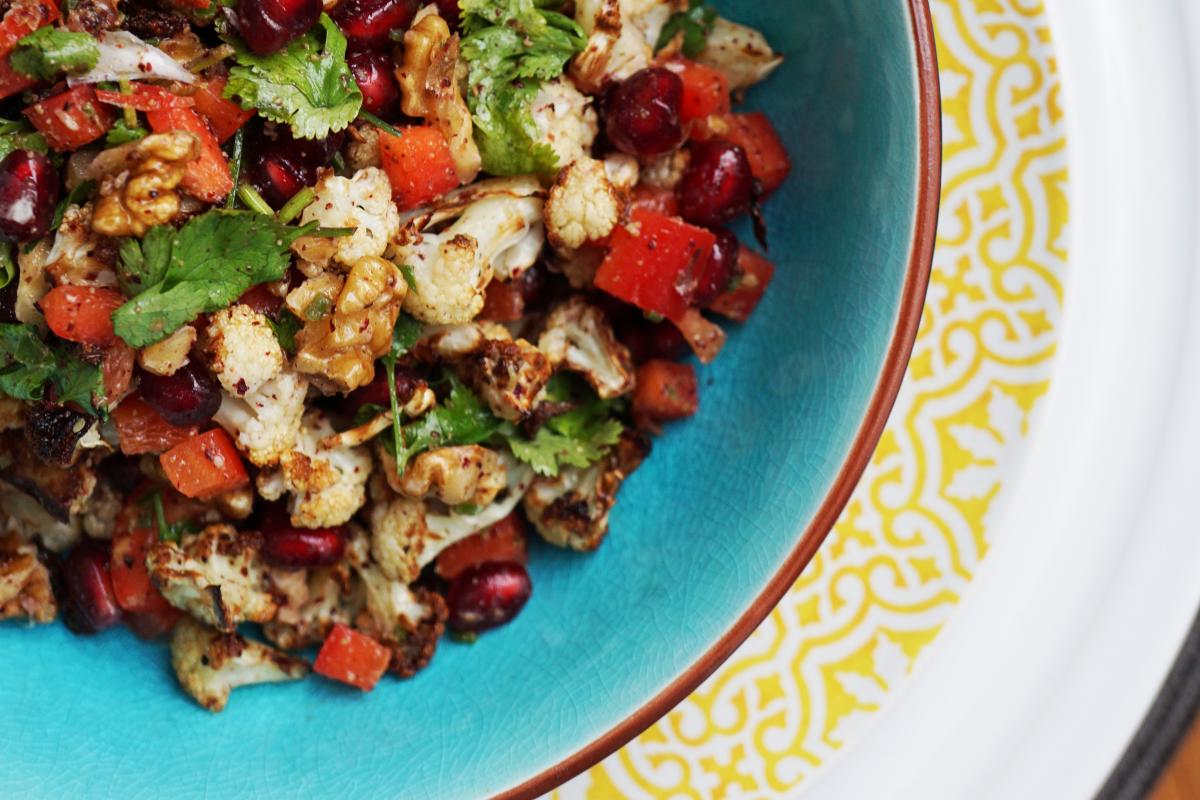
[604,153,640,190]
[390,177,545,323]
[397,6,481,184]
[539,298,635,398]
[262,564,360,651]
[396,446,508,507]
[44,204,118,289]
[171,617,308,712]
[695,17,784,92]
[201,305,284,397]
[258,411,372,529]
[138,324,196,377]
[640,149,689,190]
[523,431,648,551]
[15,239,50,327]
[529,78,599,168]
[417,322,552,422]
[214,370,309,468]
[0,534,56,623]
[571,0,681,92]
[544,157,623,250]
[91,131,201,238]
[292,168,400,269]
[147,524,277,632]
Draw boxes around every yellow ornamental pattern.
[552,0,1068,796]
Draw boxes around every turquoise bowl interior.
[0,2,936,797]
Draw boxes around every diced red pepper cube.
[160,428,249,500]
[314,624,392,691]
[25,85,114,151]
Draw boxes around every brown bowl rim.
[495,2,942,796]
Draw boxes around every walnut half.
[92,132,199,238]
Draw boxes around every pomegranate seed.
[345,366,420,416]
[0,150,59,242]
[693,229,739,307]
[676,139,755,228]
[139,363,222,428]
[446,561,532,633]
[605,68,685,157]
[332,0,418,49]
[348,49,401,119]
[246,123,342,207]
[62,540,122,634]
[621,318,690,364]
[235,0,323,55]
[258,504,345,568]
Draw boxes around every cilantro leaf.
[460,0,585,176]
[0,118,48,162]
[506,386,624,477]
[268,310,303,354]
[383,374,505,472]
[106,118,147,146]
[655,0,718,58]
[112,210,316,347]
[225,14,362,140]
[50,179,95,231]
[0,324,104,416]
[10,27,100,81]
[383,313,425,462]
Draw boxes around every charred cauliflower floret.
[262,564,360,651]
[171,617,308,712]
[44,204,118,289]
[571,0,681,92]
[695,17,784,92]
[397,5,481,184]
[417,323,552,422]
[147,524,277,632]
[390,177,545,324]
[539,298,635,398]
[523,431,649,551]
[214,370,309,468]
[257,411,372,529]
[395,445,508,507]
[292,168,400,270]
[0,534,56,623]
[529,78,599,168]
[201,305,284,397]
[544,157,623,250]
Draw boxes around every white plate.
[804,1,1200,797]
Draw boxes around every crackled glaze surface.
[0,2,932,799]
[556,0,1068,797]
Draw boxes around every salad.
[0,0,789,710]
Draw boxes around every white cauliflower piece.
[604,153,640,190]
[571,0,681,92]
[544,157,623,250]
[423,454,534,542]
[262,411,372,529]
[15,239,50,328]
[262,565,360,651]
[529,78,599,168]
[390,177,545,323]
[524,432,648,551]
[214,370,309,468]
[0,484,80,553]
[292,168,400,269]
[171,617,308,712]
[202,305,284,397]
[147,525,277,632]
[640,149,689,190]
[44,204,119,288]
[417,322,552,422]
[538,298,635,398]
[696,17,783,92]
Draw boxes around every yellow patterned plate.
[555,0,1069,795]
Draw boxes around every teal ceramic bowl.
[0,2,938,797]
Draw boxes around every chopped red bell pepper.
[95,84,195,112]
[709,246,775,323]
[25,85,114,151]
[111,484,196,625]
[189,75,254,143]
[715,112,791,194]
[436,512,528,580]
[160,428,249,500]
[665,58,731,125]
[101,340,135,404]
[0,0,60,101]
[632,360,699,424]
[113,395,201,455]
[41,285,124,346]
[594,208,717,322]
[379,126,460,210]
[146,106,233,202]
[314,624,392,691]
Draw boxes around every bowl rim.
[495,1,942,797]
